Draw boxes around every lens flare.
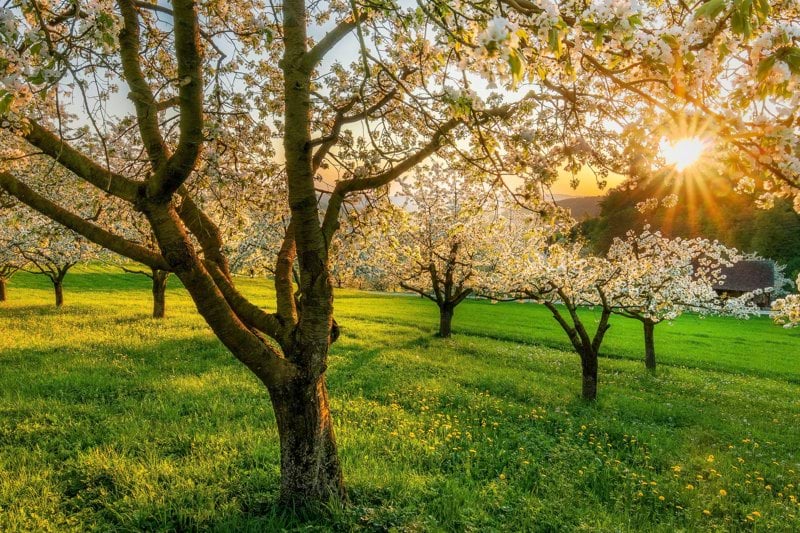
[660,137,706,172]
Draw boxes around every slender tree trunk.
[438,304,454,338]
[0,277,6,302]
[53,280,64,307]
[269,372,345,506]
[643,319,656,371]
[580,350,598,401]
[151,269,169,318]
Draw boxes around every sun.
[660,137,706,172]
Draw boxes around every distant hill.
[556,196,603,220]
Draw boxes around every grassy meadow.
[1,266,799,531]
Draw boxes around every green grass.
[1,266,799,531]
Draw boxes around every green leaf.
[695,0,726,19]
[753,0,770,24]
[776,46,800,73]
[756,55,776,81]
[508,48,525,89]
[731,0,753,37]
[548,28,563,57]
[661,34,678,47]
[0,90,14,116]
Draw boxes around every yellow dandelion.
[752,511,761,518]
[658,495,665,501]
[719,489,727,496]
[707,455,715,463]
[703,510,712,516]
[686,484,695,490]
[499,473,506,480]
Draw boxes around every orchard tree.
[773,276,800,328]
[111,213,173,318]
[438,1,800,208]
[482,213,614,401]
[14,218,96,307]
[0,0,581,504]
[605,228,757,370]
[0,205,25,302]
[503,240,615,401]
[120,262,171,318]
[382,165,510,338]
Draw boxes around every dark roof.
[716,260,775,292]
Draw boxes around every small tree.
[0,208,25,302]
[485,223,614,400]
[606,228,756,370]
[382,166,508,337]
[119,264,171,318]
[14,219,95,307]
[110,211,173,318]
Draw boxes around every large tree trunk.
[54,280,64,307]
[151,269,169,318]
[0,277,6,302]
[580,351,598,401]
[438,305,454,338]
[270,372,345,506]
[643,319,656,371]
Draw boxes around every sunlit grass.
[1,266,799,530]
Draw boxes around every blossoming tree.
[501,240,615,401]
[772,276,800,328]
[380,165,512,337]
[0,206,25,302]
[605,228,758,370]
[13,217,96,307]
[439,1,800,208]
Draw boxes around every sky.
[550,167,625,198]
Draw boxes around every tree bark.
[151,269,169,318]
[438,305,454,338]
[580,350,598,401]
[643,319,656,371]
[0,277,6,302]
[54,280,64,307]
[269,372,345,506]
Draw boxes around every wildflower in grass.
[686,484,694,490]
[671,465,682,473]
[703,510,712,516]
[499,473,506,480]
[707,455,715,463]
[752,511,761,517]
[719,489,727,496]
[658,495,665,501]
